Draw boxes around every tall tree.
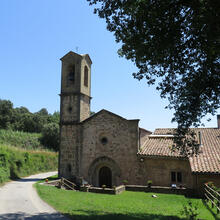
[0,99,13,129]
[88,0,220,153]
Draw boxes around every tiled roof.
[138,128,220,174]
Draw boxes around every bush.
[40,123,59,151]
[181,200,199,220]
[0,99,13,129]
[0,145,58,184]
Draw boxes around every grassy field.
[0,129,45,151]
[35,183,219,220]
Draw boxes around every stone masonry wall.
[193,174,220,196]
[61,95,79,122]
[61,54,81,94]
[59,124,82,178]
[80,58,91,96]
[79,111,141,186]
[80,94,90,122]
[137,157,193,188]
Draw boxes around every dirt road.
[0,171,69,220]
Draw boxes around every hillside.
[0,129,43,150]
[0,129,58,184]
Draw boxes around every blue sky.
[0,0,219,131]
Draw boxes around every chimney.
[218,115,220,129]
[198,131,202,146]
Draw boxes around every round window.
[101,137,108,145]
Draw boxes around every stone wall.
[125,185,194,196]
[193,173,220,196]
[60,95,79,122]
[79,110,140,186]
[80,185,125,195]
[59,124,82,178]
[139,128,151,148]
[60,53,82,94]
[80,94,90,122]
[136,157,193,188]
[80,56,91,96]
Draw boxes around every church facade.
[59,51,220,192]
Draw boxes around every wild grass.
[0,129,48,151]
[35,183,219,220]
[0,144,58,184]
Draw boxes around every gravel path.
[0,171,69,220]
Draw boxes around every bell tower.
[60,51,92,123]
[59,51,92,179]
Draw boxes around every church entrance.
[99,166,112,188]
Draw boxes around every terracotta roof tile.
[138,128,220,174]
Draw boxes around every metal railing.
[60,177,76,190]
[204,183,220,214]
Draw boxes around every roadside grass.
[35,183,218,220]
[0,129,49,151]
[0,144,58,184]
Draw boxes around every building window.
[67,164,71,173]
[177,172,182,182]
[68,65,75,83]
[171,171,182,183]
[68,106,72,113]
[171,172,176,182]
[101,137,108,145]
[84,66,88,87]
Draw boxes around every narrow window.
[67,164,71,173]
[171,172,176,182]
[84,66,88,87]
[177,172,182,183]
[68,65,75,83]
[68,106,72,113]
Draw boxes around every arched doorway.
[99,166,112,188]
[88,156,121,187]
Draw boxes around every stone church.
[58,51,220,192]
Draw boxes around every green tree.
[0,99,13,129]
[37,108,49,117]
[14,107,29,114]
[12,110,44,133]
[48,111,60,124]
[88,0,220,154]
[40,123,59,151]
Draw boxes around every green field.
[35,183,219,220]
[0,129,44,150]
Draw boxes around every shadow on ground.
[64,210,182,220]
[16,178,43,183]
[0,211,183,220]
[202,200,220,220]
[0,212,68,220]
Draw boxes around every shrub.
[181,200,199,220]
[147,180,152,186]
[206,181,217,190]
[123,180,128,185]
[40,123,59,151]
[0,145,58,184]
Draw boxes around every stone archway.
[99,166,112,188]
[88,156,121,187]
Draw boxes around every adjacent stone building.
[59,51,220,192]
